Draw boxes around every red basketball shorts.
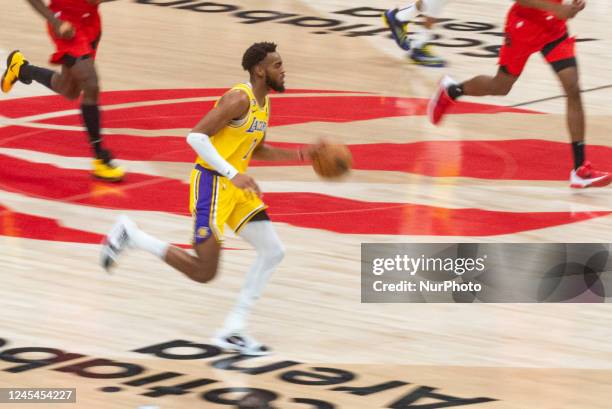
[47,11,101,65]
[499,11,576,76]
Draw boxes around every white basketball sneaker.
[100,215,136,272]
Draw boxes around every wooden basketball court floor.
[1,1,611,407]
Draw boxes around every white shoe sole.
[570,171,611,188]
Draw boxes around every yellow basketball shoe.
[410,45,447,67]
[1,50,28,93]
[92,159,125,182]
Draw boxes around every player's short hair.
[242,42,278,73]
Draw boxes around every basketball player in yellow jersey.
[100,42,322,355]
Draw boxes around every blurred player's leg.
[214,216,285,356]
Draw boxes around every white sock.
[396,2,419,22]
[412,28,434,49]
[129,226,169,259]
[222,220,285,334]
[222,256,264,333]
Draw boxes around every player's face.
[264,52,285,93]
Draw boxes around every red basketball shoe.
[570,161,611,188]
[428,75,458,125]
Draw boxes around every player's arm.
[515,0,585,19]
[25,0,58,22]
[25,0,74,39]
[252,137,322,162]
[187,91,261,196]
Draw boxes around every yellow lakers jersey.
[196,83,270,174]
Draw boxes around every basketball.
[311,143,352,179]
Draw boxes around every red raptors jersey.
[507,0,567,41]
[510,0,564,22]
[49,0,98,20]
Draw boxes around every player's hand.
[573,0,586,12]
[52,19,75,39]
[230,173,262,198]
[553,3,581,19]
[301,139,329,161]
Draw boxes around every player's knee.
[82,83,99,97]
[65,89,81,100]
[193,262,218,283]
[265,243,285,266]
[192,270,215,284]
[495,82,513,96]
[80,77,99,97]
[565,83,581,100]
[57,79,80,100]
